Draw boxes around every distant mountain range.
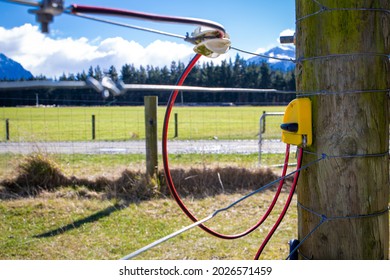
[0,53,33,81]
[0,46,295,81]
[247,45,295,72]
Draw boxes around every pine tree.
[108,65,119,82]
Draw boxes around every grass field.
[1,105,389,260]
[0,150,298,260]
[1,152,388,260]
[0,109,298,262]
[0,189,299,260]
[0,106,285,141]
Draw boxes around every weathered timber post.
[91,115,96,140]
[296,0,389,259]
[144,96,158,179]
[174,113,179,138]
[5,119,10,141]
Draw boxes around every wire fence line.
[1,104,388,165]
[0,104,288,177]
[0,105,284,141]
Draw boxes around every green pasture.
[0,105,300,260]
[2,193,387,260]
[0,106,285,142]
[0,191,299,260]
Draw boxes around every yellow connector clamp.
[280,98,312,147]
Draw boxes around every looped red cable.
[254,147,304,259]
[162,53,294,239]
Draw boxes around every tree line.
[0,54,296,106]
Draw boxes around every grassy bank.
[0,152,287,181]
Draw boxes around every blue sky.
[0,0,295,77]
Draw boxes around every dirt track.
[0,139,285,154]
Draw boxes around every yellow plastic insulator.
[280,98,312,147]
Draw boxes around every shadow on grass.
[33,202,128,238]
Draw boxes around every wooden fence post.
[144,96,158,179]
[296,0,389,259]
[91,115,96,140]
[5,119,10,141]
[174,113,178,138]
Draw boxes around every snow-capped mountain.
[247,45,295,72]
[0,53,33,80]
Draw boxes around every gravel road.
[0,139,285,155]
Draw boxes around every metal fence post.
[258,112,284,166]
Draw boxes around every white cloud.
[279,28,295,37]
[254,47,267,55]
[0,24,201,78]
[248,29,295,58]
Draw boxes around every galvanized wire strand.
[120,214,214,260]
[1,80,388,98]
[297,52,390,63]
[286,203,390,260]
[66,11,187,40]
[303,150,389,159]
[297,202,390,221]
[285,218,325,260]
[0,0,39,7]
[230,46,296,63]
[296,88,390,97]
[119,84,297,94]
[296,0,390,22]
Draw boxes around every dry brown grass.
[0,153,289,201]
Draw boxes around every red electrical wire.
[162,53,293,240]
[254,147,304,260]
[70,4,226,34]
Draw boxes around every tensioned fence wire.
[0,97,289,180]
